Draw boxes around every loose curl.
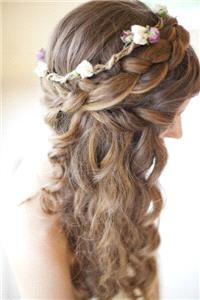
[22,0,200,299]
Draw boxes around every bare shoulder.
[2,146,77,298]
[2,196,76,299]
[5,139,53,208]
[3,151,74,266]
[12,195,74,264]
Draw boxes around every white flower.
[34,61,48,77]
[131,25,149,45]
[75,59,94,78]
[152,4,168,16]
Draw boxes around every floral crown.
[34,4,168,84]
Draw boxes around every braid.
[40,11,190,138]
[33,2,200,299]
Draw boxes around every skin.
[159,98,191,139]
[4,197,76,300]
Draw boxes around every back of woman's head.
[37,1,200,299]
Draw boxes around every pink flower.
[148,27,160,44]
[36,48,46,62]
[120,30,133,45]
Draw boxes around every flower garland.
[33,4,168,80]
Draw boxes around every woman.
[5,0,200,299]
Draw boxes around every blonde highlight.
[22,1,200,299]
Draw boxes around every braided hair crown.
[34,4,168,84]
[35,0,198,136]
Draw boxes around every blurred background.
[1,0,200,299]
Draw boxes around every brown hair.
[27,0,200,299]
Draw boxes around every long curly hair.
[23,0,200,299]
